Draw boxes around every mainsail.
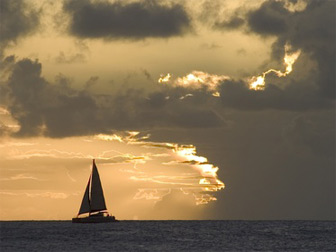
[78,160,107,215]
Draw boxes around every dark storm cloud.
[3,58,100,137]
[283,113,335,158]
[0,0,40,47]
[245,0,335,99]
[1,0,334,137]
[219,79,332,111]
[212,0,335,101]
[3,58,222,138]
[149,107,335,220]
[3,56,332,138]
[247,1,289,35]
[181,0,334,220]
[63,0,192,39]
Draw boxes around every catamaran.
[72,159,117,223]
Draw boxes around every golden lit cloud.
[96,132,225,205]
[95,132,150,144]
[0,107,10,115]
[157,44,300,95]
[158,71,230,96]
[249,43,301,90]
[0,191,74,199]
[133,188,171,201]
[282,0,307,12]
[0,174,40,181]
[4,149,89,160]
[0,142,36,148]
[94,134,124,142]
[158,73,171,83]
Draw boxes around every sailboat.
[72,159,117,223]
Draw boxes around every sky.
[0,0,335,220]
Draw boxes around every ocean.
[0,221,335,251]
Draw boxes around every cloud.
[0,191,71,199]
[2,55,332,139]
[0,121,12,137]
[54,51,86,64]
[4,58,110,137]
[0,174,40,181]
[219,79,332,111]
[214,16,245,30]
[245,0,335,99]
[0,141,36,148]
[156,63,333,111]
[84,76,99,89]
[211,0,335,100]
[247,1,289,35]
[1,0,334,137]
[148,106,334,220]
[283,113,335,158]
[0,0,40,54]
[199,42,222,50]
[63,0,192,39]
[2,56,227,137]
[0,133,225,215]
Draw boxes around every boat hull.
[72,215,118,223]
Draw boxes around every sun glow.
[92,133,225,205]
[249,43,301,90]
[0,132,226,219]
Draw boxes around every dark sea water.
[0,221,335,251]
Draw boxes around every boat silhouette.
[72,159,117,223]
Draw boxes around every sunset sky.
[0,0,335,220]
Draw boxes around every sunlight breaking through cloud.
[158,73,171,83]
[282,0,308,13]
[158,71,230,97]
[96,132,225,205]
[158,44,300,95]
[1,132,225,205]
[249,43,301,90]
